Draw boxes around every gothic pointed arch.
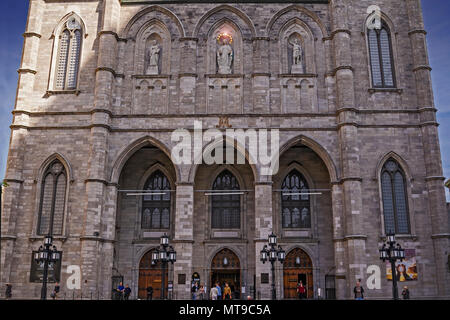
[110,135,180,184]
[49,13,85,91]
[37,159,69,235]
[123,5,185,39]
[364,13,398,88]
[379,158,411,234]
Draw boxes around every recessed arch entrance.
[283,248,313,299]
[210,248,241,299]
[138,249,168,299]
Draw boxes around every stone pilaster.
[173,184,194,299]
[330,0,366,298]
[178,38,198,114]
[331,183,347,299]
[80,0,120,295]
[406,0,450,296]
[252,38,270,113]
[254,183,273,299]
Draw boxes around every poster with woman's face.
[386,249,418,281]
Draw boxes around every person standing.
[196,285,205,300]
[192,281,199,300]
[210,285,218,300]
[401,286,410,300]
[297,281,306,299]
[124,284,132,300]
[146,285,153,300]
[223,282,232,300]
[5,283,12,300]
[215,282,222,300]
[353,280,365,300]
[51,282,60,300]
[117,282,125,300]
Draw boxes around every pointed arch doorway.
[138,249,168,299]
[283,248,313,299]
[210,248,241,299]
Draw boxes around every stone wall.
[1,0,449,299]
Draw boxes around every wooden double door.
[138,250,168,300]
[283,248,314,299]
[211,270,241,299]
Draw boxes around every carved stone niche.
[134,21,171,76]
[279,20,316,75]
[207,22,243,75]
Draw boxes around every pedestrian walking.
[5,283,12,300]
[146,285,153,300]
[124,284,132,300]
[297,281,306,299]
[353,280,365,300]
[210,285,218,300]
[402,286,410,300]
[223,282,232,300]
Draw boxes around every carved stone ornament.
[66,18,81,31]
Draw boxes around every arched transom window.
[54,17,83,90]
[142,170,171,229]
[281,170,311,229]
[211,170,240,229]
[367,21,396,88]
[38,160,67,235]
[380,159,410,234]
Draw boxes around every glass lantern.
[268,233,277,246]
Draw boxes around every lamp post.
[379,233,405,300]
[34,235,61,300]
[151,233,176,300]
[260,232,286,300]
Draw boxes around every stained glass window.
[55,17,82,90]
[281,170,311,228]
[38,160,67,235]
[211,170,241,229]
[381,159,410,234]
[142,171,171,229]
[368,22,396,88]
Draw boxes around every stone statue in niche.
[290,38,304,74]
[217,36,233,74]
[146,40,160,75]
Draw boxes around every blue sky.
[0,1,449,200]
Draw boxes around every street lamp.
[379,233,405,300]
[260,232,285,300]
[151,233,176,299]
[34,235,61,300]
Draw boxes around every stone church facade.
[1,0,449,300]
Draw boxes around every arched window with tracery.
[380,159,410,234]
[54,16,83,90]
[37,160,67,235]
[211,170,240,229]
[281,170,311,228]
[142,170,171,229]
[367,21,396,88]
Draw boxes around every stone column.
[330,0,366,298]
[254,182,273,299]
[406,0,450,296]
[173,183,194,299]
[0,0,44,288]
[80,0,120,296]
